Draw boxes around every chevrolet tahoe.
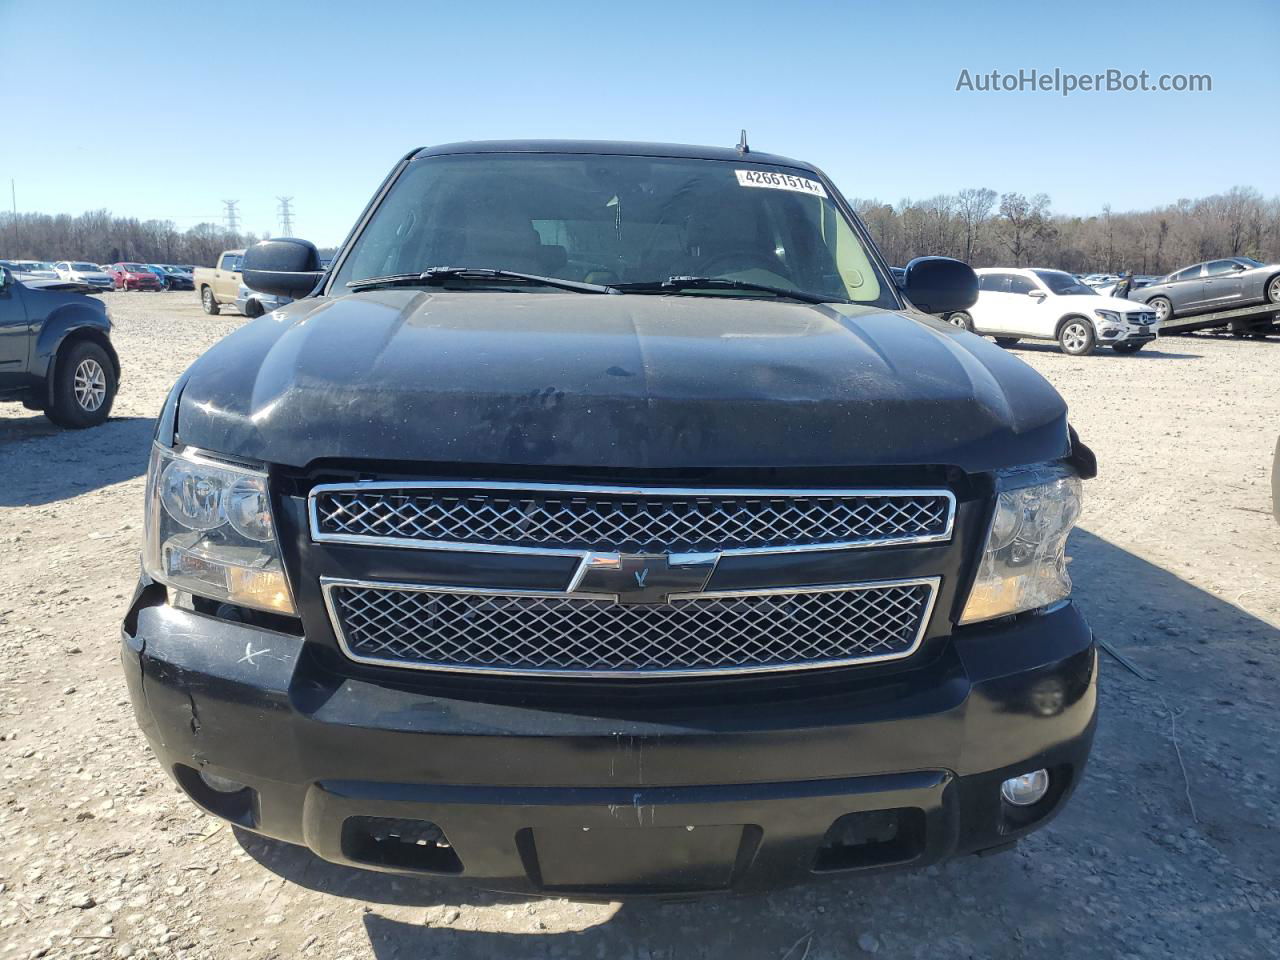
[121,140,1098,897]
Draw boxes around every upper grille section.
[323,578,939,677]
[310,482,955,555]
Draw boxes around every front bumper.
[121,588,1097,896]
[1098,321,1158,343]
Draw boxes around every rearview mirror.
[242,238,324,299]
[901,256,978,315]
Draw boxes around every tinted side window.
[979,273,1010,293]
[1008,274,1038,294]
[1204,260,1236,276]
[1173,265,1202,281]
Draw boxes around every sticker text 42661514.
[735,169,829,198]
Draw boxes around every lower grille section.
[322,578,938,677]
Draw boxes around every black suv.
[121,141,1097,896]
[0,265,119,427]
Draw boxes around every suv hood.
[173,290,1072,474]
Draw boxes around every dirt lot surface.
[2,291,1278,960]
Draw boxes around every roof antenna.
[737,129,750,154]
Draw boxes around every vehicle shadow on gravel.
[235,529,1280,959]
[233,828,533,909]
[1004,342,1204,360]
[0,415,152,506]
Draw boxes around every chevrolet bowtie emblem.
[573,552,719,605]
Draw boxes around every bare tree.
[955,187,997,264]
[995,193,1053,266]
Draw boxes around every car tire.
[1112,341,1144,354]
[201,286,220,315]
[1058,318,1096,356]
[945,311,974,332]
[992,337,1019,347]
[243,298,264,318]
[1149,297,1173,323]
[45,340,116,429]
[1266,275,1280,305]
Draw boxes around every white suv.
[954,268,1159,355]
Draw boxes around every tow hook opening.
[812,808,926,872]
[341,816,464,874]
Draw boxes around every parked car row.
[0,259,195,292]
[951,268,1159,355]
[895,264,1157,355]
[895,253,1279,353]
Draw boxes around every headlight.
[142,444,296,615]
[1093,309,1121,324]
[959,463,1083,625]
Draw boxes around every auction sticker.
[735,169,828,197]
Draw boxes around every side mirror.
[1233,263,1247,271]
[901,256,978,315]
[242,238,324,299]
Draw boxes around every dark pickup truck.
[0,266,119,427]
[122,141,1097,897]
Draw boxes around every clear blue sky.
[2,0,1276,245]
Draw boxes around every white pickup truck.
[193,250,244,315]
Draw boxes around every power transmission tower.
[222,199,240,235]
[277,196,295,236]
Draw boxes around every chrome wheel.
[1268,276,1280,304]
[1152,298,1171,322]
[1061,322,1090,353]
[73,358,107,411]
[202,287,214,309]
[947,312,971,329]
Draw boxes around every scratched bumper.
[121,582,1097,897]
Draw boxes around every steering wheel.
[692,250,790,280]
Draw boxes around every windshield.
[123,263,147,271]
[1034,270,1096,296]
[72,262,98,271]
[1235,257,1264,268]
[331,153,891,305]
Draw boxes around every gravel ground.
[1,291,1278,960]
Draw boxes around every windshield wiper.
[612,276,841,305]
[347,266,612,294]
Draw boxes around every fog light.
[198,769,247,794]
[1000,769,1050,806]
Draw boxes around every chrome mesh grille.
[325,580,937,676]
[311,485,953,553]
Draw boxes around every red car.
[108,263,161,291]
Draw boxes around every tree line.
[853,185,1280,275]
[0,211,338,267]
[3,186,1278,275]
